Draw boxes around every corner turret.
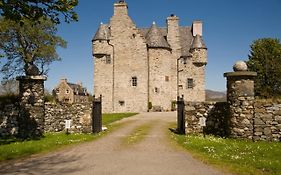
[191,34,206,49]
[190,34,207,66]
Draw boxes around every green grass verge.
[102,113,138,126]
[170,131,281,175]
[122,122,154,145]
[0,113,137,162]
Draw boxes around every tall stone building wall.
[92,1,207,113]
[108,2,148,113]
[148,48,176,110]
[178,58,206,102]
[93,40,114,112]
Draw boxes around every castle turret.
[190,34,207,66]
[146,22,170,49]
[92,23,111,57]
[93,23,110,42]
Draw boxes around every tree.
[0,79,18,95]
[247,38,281,98]
[0,0,78,24]
[0,17,66,79]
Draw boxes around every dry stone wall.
[45,103,92,133]
[0,102,92,137]
[254,101,281,141]
[0,103,19,137]
[185,100,281,141]
[185,102,230,137]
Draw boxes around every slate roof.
[145,22,170,49]
[67,83,88,96]
[139,26,195,57]
[190,34,206,49]
[92,23,110,41]
[93,22,206,57]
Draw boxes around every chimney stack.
[192,20,203,36]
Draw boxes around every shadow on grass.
[169,127,185,135]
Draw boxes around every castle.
[92,1,207,113]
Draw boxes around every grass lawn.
[170,131,281,175]
[0,113,137,162]
[102,113,138,126]
[122,122,154,145]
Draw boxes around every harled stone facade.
[92,1,207,113]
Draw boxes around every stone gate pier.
[16,75,47,138]
[224,61,257,139]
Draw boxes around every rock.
[233,60,248,71]
[242,119,251,125]
[254,118,265,125]
[264,127,272,136]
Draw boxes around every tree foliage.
[0,0,78,24]
[247,38,281,98]
[0,79,18,95]
[0,17,66,79]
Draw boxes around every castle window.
[165,76,169,82]
[106,55,111,64]
[119,100,125,106]
[66,89,70,94]
[132,77,137,87]
[155,87,159,93]
[187,78,194,89]
[56,89,60,94]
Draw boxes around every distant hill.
[206,89,226,102]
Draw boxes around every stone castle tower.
[92,1,207,113]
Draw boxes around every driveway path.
[0,112,227,175]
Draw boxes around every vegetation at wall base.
[0,113,137,162]
[170,132,281,175]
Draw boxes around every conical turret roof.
[191,34,206,49]
[93,23,110,41]
[146,22,170,49]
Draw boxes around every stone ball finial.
[233,60,248,72]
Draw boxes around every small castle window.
[66,89,70,94]
[132,34,136,38]
[132,77,137,87]
[187,78,194,89]
[106,55,111,64]
[119,100,125,106]
[165,76,169,82]
[155,87,159,93]
[56,89,60,94]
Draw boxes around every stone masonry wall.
[109,2,148,113]
[185,100,281,141]
[0,102,92,137]
[0,102,19,137]
[254,101,281,141]
[149,48,176,111]
[185,102,230,137]
[45,103,92,133]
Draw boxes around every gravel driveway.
[0,112,227,175]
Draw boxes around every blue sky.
[46,0,281,93]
